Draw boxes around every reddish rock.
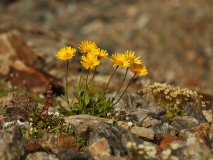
[0,30,63,94]
[0,30,33,75]
[0,115,4,124]
[160,134,184,150]
[88,138,111,160]
[26,141,45,153]
[57,133,78,151]
[8,60,63,94]
[40,133,78,154]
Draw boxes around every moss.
[21,107,87,151]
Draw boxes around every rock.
[172,116,200,130]
[130,126,154,140]
[160,137,213,160]
[88,138,112,160]
[0,126,25,160]
[131,108,149,123]
[0,30,64,95]
[3,92,37,121]
[88,121,143,157]
[152,122,176,142]
[182,102,207,123]
[160,134,184,150]
[0,30,34,75]
[139,99,166,118]
[57,149,87,160]
[0,115,4,124]
[181,123,210,146]
[208,122,213,148]
[26,151,58,160]
[26,140,45,153]
[202,110,212,122]
[106,92,128,109]
[9,61,64,95]
[116,121,130,129]
[132,108,160,127]
[141,117,159,128]
[101,156,126,160]
[64,114,113,139]
[40,133,78,154]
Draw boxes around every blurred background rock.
[0,0,213,95]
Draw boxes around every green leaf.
[61,94,69,104]
[58,101,71,116]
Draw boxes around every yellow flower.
[56,46,76,60]
[91,48,108,59]
[130,63,148,76]
[81,53,100,69]
[79,40,98,53]
[124,50,141,64]
[110,53,130,68]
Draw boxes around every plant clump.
[57,40,148,117]
[22,85,74,140]
[139,83,207,119]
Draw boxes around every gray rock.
[139,99,166,118]
[88,121,143,157]
[64,114,113,139]
[3,92,37,121]
[0,126,26,160]
[152,122,176,142]
[172,116,200,130]
[57,149,87,160]
[132,108,149,123]
[107,93,143,110]
[132,108,160,127]
[181,102,207,123]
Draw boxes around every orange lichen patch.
[160,134,184,150]
[0,115,4,124]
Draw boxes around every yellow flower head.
[91,48,108,59]
[79,40,98,53]
[56,46,76,60]
[110,53,130,68]
[81,53,100,69]
[124,50,141,64]
[130,63,148,76]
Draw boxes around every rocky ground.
[0,0,213,160]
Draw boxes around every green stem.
[78,67,83,90]
[104,66,118,93]
[86,68,90,87]
[90,66,97,84]
[111,74,136,107]
[113,68,129,102]
[65,59,69,104]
